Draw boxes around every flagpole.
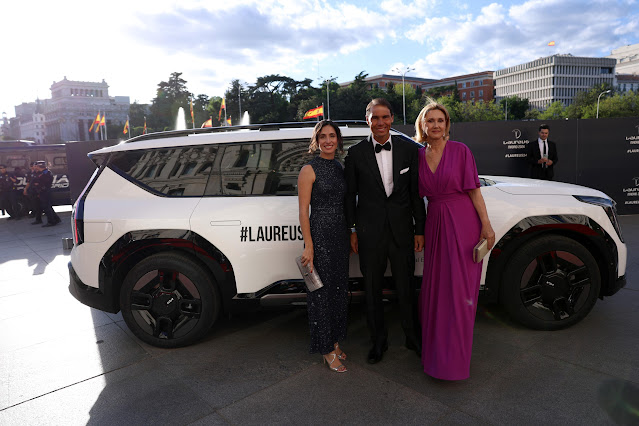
[104,112,108,140]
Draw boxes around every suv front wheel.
[500,235,601,330]
[120,252,219,348]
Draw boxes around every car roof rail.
[122,120,371,144]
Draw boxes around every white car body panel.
[72,129,627,297]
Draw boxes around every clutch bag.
[473,239,489,263]
[295,256,324,292]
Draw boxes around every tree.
[538,101,566,120]
[565,83,614,119]
[499,96,529,120]
[129,102,149,131]
[149,72,192,130]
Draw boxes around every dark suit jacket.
[526,139,558,180]
[345,135,426,248]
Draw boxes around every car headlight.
[573,195,624,243]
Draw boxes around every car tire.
[500,235,601,330]
[120,252,220,348]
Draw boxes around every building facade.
[339,74,435,91]
[44,77,129,143]
[16,100,47,144]
[494,54,616,109]
[607,43,639,75]
[616,74,639,93]
[421,71,494,103]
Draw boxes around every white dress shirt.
[373,136,393,197]
[538,138,548,168]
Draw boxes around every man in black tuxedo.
[345,98,426,364]
[526,124,558,180]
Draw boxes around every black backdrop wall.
[396,117,639,215]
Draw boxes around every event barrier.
[396,117,639,215]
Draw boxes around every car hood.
[481,175,610,198]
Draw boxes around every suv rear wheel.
[500,235,601,330]
[120,252,219,348]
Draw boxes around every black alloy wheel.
[120,252,219,348]
[500,235,601,330]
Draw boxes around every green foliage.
[142,72,637,130]
[499,96,529,120]
[565,83,614,119]
[149,72,192,130]
[539,101,566,120]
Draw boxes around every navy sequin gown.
[307,156,350,355]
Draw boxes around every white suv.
[68,122,628,348]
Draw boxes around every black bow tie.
[375,143,391,153]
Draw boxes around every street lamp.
[320,76,337,120]
[596,90,611,119]
[393,66,415,125]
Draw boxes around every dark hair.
[539,124,550,131]
[366,98,394,117]
[308,120,344,154]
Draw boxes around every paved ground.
[0,208,637,425]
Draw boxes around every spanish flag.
[218,98,226,120]
[123,119,129,134]
[89,112,100,132]
[143,117,147,134]
[190,99,194,124]
[226,118,232,126]
[201,118,213,128]
[303,105,324,119]
[548,41,555,46]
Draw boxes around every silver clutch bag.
[295,256,324,292]
[473,239,489,263]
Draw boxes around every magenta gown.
[418,140,482,380]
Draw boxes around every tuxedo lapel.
[391,135,401,192]
[363,135,385,192]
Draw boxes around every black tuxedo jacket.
[344,135,426,248]
[526,139,558,180]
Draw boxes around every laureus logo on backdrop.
[503,128,528,158]
[626,124,639,154]
[623,177,639,205]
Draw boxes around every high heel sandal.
[335,344,347,360]
[323,353,347,373]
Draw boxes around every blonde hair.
[414,99,451,144]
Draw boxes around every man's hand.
[350,232,358,254]
[546,159,553,166]
[414,235,424,252]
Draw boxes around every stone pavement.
[0,209,637,425]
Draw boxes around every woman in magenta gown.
[415,101,495,380]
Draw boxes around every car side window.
[212,141,311,196]
[108,145,218,197]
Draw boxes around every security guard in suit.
[32,161,61,227]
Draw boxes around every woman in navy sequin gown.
[298,120,350,373]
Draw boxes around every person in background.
[32,161,61,227]
[526,124,558,180]
[0,164,20,220]
[298,120,350,373]
[23,162,40,219]
[415,100,495,380]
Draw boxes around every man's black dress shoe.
[367,341,389,364]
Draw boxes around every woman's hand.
[301,245,314,272]
[481,222,496,250]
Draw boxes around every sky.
[1,0,637,118]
